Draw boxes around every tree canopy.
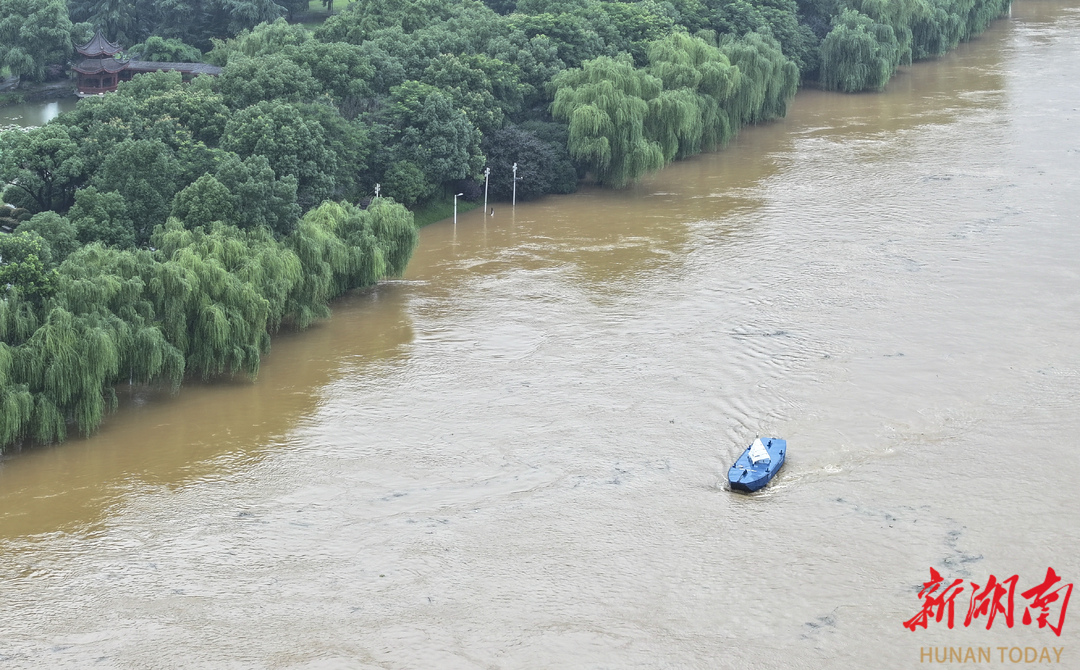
[0,0,1011,451]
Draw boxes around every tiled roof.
[76,30,123,58]
[72,58,129,75]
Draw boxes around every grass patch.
[411,197,482,228]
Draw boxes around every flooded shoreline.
[2,3,1079,667]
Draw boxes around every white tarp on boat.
[749,438,771,464]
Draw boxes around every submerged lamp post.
[454,192,464,225]
[512,162,519,207]
[483,167,490,214]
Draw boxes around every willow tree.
[550,54,665,187]
[0,343,34,446]
[910,0,1010,59]
[151,220,284,378]
[8,307,120,442]
[911,1,961,60]
[820,9,901,92]
[52,245,184,396]
[843,0,917,66]
[646,32,741,157]
[285,198,416,325]
[719,32,799,125]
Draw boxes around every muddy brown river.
[1,3,1078,668]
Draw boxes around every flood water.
[2,3,1079,667]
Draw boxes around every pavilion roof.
[77,30,123,58]
[72,58,129,75]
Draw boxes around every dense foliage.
[814,0,1012,91]
[1,0,1012,450]
[0,200,416,448]
[1,0,1011,89]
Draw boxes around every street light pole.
[454,192,464,225]
[483,167,490,215]
[512,162,518,207]
[374,183,380,199]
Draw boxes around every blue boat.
[728,438,786,492]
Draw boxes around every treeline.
[0,0,1013,92]
[811,0,1013,92]
[0,199,416,448]
[1,0,1012,450]
[0,0,307,82]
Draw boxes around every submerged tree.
[719,31,799,124]
[550,54,665,187]
[550,33,795,186]
[819,8,901,92]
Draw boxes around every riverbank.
[412,197,482,228]
[0,2,1012,452]
[0,80,76,108]
[1,3,1076,665]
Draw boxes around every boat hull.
[727,438,786,492]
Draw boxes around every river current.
[1,3,1078,668]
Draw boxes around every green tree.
[89,139,183,245]
[82,0,139,43]
[295,102,370,203]
[0,0,75,82]
[285,40,377,106]
[0,342,35,447]
[481,125,578,201]
[315,0,458,44]
[381,161,432,207]
[128,79,231,146]
[421,53,530,135]
[128,35,203,62]
[719,31,799,124]
[646,32,741,156]
[507,11,608,70]
[205,17,312,65]
[549,55,665,186]
[706,0,820,78]
[170,174,238,229]
[284,198,416,327]
[0,125,87,213]
[221,100,340,208]
[371,81,484,202]
[593,0,677,63]
[214,153,301,237]
[17,212,79,262]
[0,233,58,303]
[819,8,900,92]
[218,54,323,109]
[67,187,137,248]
